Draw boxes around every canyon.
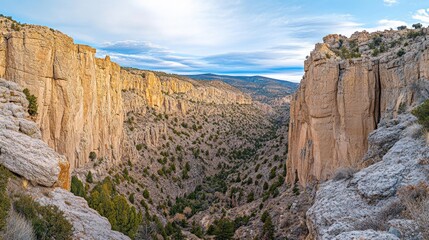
[1,14,429,240]
[0,18,251,171]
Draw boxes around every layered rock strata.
[0,79,69,189]
[287,28,429,186]
[0,18,251,170]
[307,114,428,239]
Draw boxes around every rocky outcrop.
[0,20,124,170]
[32,188,130,240]
[122,70,251,114]
[0,79,69,188]
[0,18,251,171]
[306,115,428,239]
[287,28,429,186]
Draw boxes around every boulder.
[0,78,70,188]
[306,117,429,239]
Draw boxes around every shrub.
[89,152,97,161]
[23,89,38,116]
[86,171,94,183]
[398,182,429,238]
[261,211,269,223]
[408,30,424,39]
[136,144,143,151]
[87,177,142,238]
[412,99,429,130]
[269,167,277,180]
[191,221,204,238]
[4,210,36,240]
[143,189,150,199]
[70,176,86,198]
[413,23,423,29]
[246,192,255,203]
[128,193,135,204]
[13,195,73,240]
[0,166,11,231]
[293,185,300,196]
[397,48,406,57]
[263,182,269,190]
[208,218,235,240]
[372,48,380,57]
[11,22,21,31]
[261,214,275,240]
[332,167,357,181]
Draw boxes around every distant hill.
[186,74,299,104]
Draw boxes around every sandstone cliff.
[307,114,428,239]
[0,79,70,189]
[287,28,429,186]
[0,17,251,171]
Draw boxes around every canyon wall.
[0,18,251,170]
[287,29,429,186]
[0,21,124,170]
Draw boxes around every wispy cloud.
[2,0,425,82]
[365,19,408,32]
[413,9,429,24]
[97,40,309,81]
[383,0,398,6]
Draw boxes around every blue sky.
[2,0,429,82]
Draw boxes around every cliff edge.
[287,27,429,186]
[0,17,251,170]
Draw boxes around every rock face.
[287,28,429,186]
[0,18,251,170]
[0,79,69,188]
[306,114,428,239]
[32,188,130,240]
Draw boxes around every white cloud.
[413,9,429,24]
[383,0,398,6]
[364,19,408,32]
[2,0,418,82]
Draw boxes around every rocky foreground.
[0,78,129,239]
[288,27,429,239]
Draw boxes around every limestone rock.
[288,27,429,186]
[388,219,423,240]
[306,117,429,239]
[0,78,69,188]
[33,188,130,240]
[332,230,399,240]
[363,114,418,166]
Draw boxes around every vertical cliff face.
[0,17,251,171]
[287,29,429,186]
[0,20,124,169]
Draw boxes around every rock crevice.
[287,29,429,186]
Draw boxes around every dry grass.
[3,210,35,240]
[398,182,429,239]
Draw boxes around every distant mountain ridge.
[186,73,299,104]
